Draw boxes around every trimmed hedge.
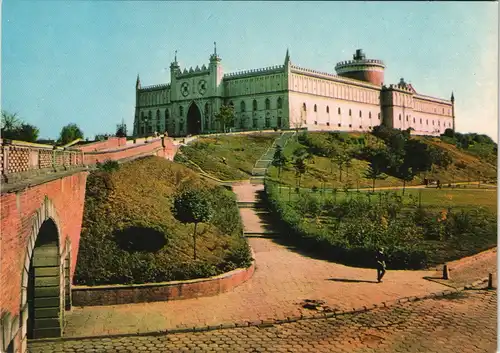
[263,180,496,269]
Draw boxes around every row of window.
[398,114,452,127]
[227,97,283,112]
[140,102,212,121]
[302,103,382,119]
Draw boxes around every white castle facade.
[133,46,455,137]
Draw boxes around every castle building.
[133,45,455,137]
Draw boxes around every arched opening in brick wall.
[25,218,62,341]
[15,198,70,353]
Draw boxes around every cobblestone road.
[29,287,497,353]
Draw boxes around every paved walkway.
[56,182,496,340]
[29,284,497,352]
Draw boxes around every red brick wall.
[72,260,254,306]
[83,138,178,165]
[77,137,127,153]
[0,172,88,319]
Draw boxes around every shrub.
[96,159,120,172]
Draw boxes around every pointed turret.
[284,48,290,66]
[451,91,455,103]
[170,50,180,70]
[136,74,141,89]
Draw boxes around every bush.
[96,159,120,172]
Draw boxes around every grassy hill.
[174,133,278,180]
[75,156,252,286]
[267,131,497,190]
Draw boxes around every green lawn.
[272,185,497,214]
[175,133,279,180]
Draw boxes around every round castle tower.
[334,49,385,85]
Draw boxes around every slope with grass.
[267,131,497,190]
[75,156,252,286]
[174,133,278,181]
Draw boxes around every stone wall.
[72,258,255,306]
[82,137,177,165]
[76,137,127,153]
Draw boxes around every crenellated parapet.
[224,65,285,79]
[139,83,171,92]
[335,58,385,68]
[176,64,210,78]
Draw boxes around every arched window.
[406,115,408,121]
[141,111,144,120]
[432,120,435,125]
[156,109,160,119]
[314,104,317,112]
[326,106,329,113]
[369,112,372,119]
[338,107,341,115]
[265,98,270,110]
[399,114,401,121]
[148,111,152,119]
[359,111,362,118]
[426,119,428,125]
[413,117,415,123]
[179,106,183,117]
[253,100,258,111]
[277,97,283,109]
[303,103,307,111]
[240,101,246,112]
[205,103,209,115]
[349,109,352,116]
[229,101,234,107]
[165,109,170,120]
[378,113,381,120]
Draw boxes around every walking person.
[376,247,386,283]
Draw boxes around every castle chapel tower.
[334,49,386,85]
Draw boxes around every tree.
[172,189,213,260]
[116,122,127,137]
[16,123,40,142]
[364,152,388,192]
[397,164,417,195]
[293,156,307,189]
[1,111,39,142]
[214,105,235,133]
[1,111,20,131]
[59,123,84,145]
[95,133,111,141]
[272,145,288,179]
[442,128,455,138]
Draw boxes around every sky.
[2,1,498,141]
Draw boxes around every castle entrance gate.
[187,103,202,135]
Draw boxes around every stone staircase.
[250,131,295,185]
[237,190,279,238]
[236,132,296,237]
